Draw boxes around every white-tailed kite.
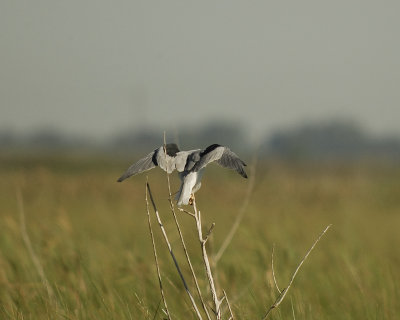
[117,143,247,205]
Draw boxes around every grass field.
[1,154,399,319]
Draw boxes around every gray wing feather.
[217,148,248,178]
[193,145,247,178]
[117,151,156,182]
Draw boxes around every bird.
[117,143,247,205]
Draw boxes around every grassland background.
[0,154,399,319]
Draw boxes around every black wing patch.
[200,143,221,156]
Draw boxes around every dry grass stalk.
[291,297,296,320]
[271,243,281,294]
[145,181,171,320]
[163,134,212,320]
[263,224,332,319]
[192,198,222,320]
[222,289,234,320]
[146,182,203,320]
[214,155,257,264]
[16,189,58,310]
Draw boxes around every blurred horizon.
[1,118,400,162]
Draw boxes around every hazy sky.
[1,0,400,141]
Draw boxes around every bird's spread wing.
[217,148,248,178]
[193,144,248,178]
[117,151,157,182]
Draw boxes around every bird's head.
[163,143,180,157]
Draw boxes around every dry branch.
[146,183,203,320]
[193,198,222,320]
[177,207,196,219]
[263,224,332,319]
[145,181,171,320]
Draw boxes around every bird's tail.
[176,172,197,206]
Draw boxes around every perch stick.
[193,198,222,319]
[147,183,203,320]
[145,181,171,319]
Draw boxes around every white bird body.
[175,168,205,205]
[154,146,177,173]
[174,150,200,172]
[176,171,197,205]
[117,143,247,205]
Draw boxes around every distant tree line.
[265,121,400,161]
[1,120,400,161]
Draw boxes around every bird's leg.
[188,193,195,205]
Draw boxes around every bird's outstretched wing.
[117,151,157,182]
[117,143,180,182]
[193,144,248,178]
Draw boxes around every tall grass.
[0,155,399,319]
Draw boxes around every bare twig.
[16,189,57,310]
[214,155,257,264]
[146,182,203,320]
[163,133,212,320]
[193,198,222,319]
[145,181,171,320]
[271,243,281,294]
[263,224,332,319]
[204,223,215,244]
[177,207,196,219]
